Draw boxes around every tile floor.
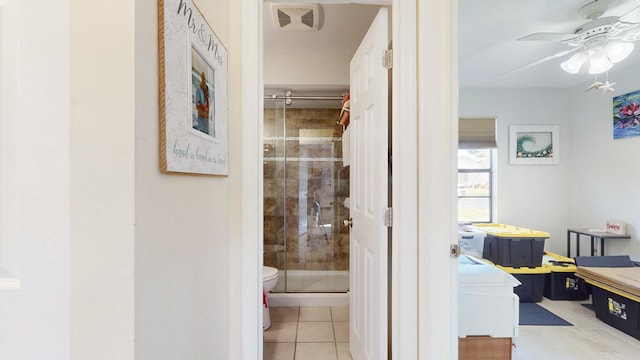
[264,306,352,360]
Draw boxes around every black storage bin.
[483,236,546,268]
[543,251,589,300]
[592,286,640,341]
[512,272,546,302]
[544,271,589,301]
[474,224,549,268]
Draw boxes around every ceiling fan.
[507,0,640,75]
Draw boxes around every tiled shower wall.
[263,107,350,274]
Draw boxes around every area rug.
[519,303,573,326]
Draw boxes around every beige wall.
[0,0,71,358]
[228,0,244,356]
[68,0,241,358]
[70,0,136,359]
[134,0,238,359]
[264,53,352,88]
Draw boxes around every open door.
[349,8,389,360]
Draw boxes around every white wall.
[459,89,571,255]
[567,72,640,258]
[134,0,237,359]
[461,72,640,260]
[0,1,71,359]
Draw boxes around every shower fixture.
[266,90,345,106]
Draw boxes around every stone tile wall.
[263,107,350,272]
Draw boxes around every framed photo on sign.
[509,125,559,165]
[158,0,228,176]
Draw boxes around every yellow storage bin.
[543,251,577,272]
[472,223,550,238]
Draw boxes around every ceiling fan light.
[588,53,613,74]
[606,42,634,63]
[560,52,589,74]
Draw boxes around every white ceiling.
[460,0,640,88]
[264,0,640,89]
[264,3,380,58]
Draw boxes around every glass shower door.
[263,97,287,282]
[263,93,349,293]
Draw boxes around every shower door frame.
[264,91,350,294]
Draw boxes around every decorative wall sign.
[159,0,228,175]
[509,125,559,165]
[613,89,640,140]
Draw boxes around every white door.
[349,8,389,360]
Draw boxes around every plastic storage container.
[542,251,589,301]
[576,260,640,340]
[458,230,486,258]
[492,262,550,302]
[473,223,549,268]
[592,286,640,340]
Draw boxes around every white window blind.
[459,117,497,149]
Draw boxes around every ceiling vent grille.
[271,3,320,31]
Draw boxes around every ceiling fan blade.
[609,6,640,40]
[517,32,579,42]
[502,47,582,76]
[618,5,640,24]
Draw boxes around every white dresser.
[458,255,520,338]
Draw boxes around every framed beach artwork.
[613,89,640,140]
[509,125,559,165]
[159,0,229,176]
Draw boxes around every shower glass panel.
[263,90,350,293]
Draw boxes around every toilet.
[263,266,279,330]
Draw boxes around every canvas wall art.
[613,89,640,140]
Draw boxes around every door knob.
[343,218,353,227]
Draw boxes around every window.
[458,149,493,222]
[458,117,496,223]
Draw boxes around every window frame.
[457,149,494,223]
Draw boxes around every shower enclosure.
[263,89,350,293]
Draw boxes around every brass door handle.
[343,218,353,227]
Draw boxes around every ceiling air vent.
[271,3,320,31]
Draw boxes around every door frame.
[240,0,458,358]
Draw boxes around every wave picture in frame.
[509,125,560,165]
